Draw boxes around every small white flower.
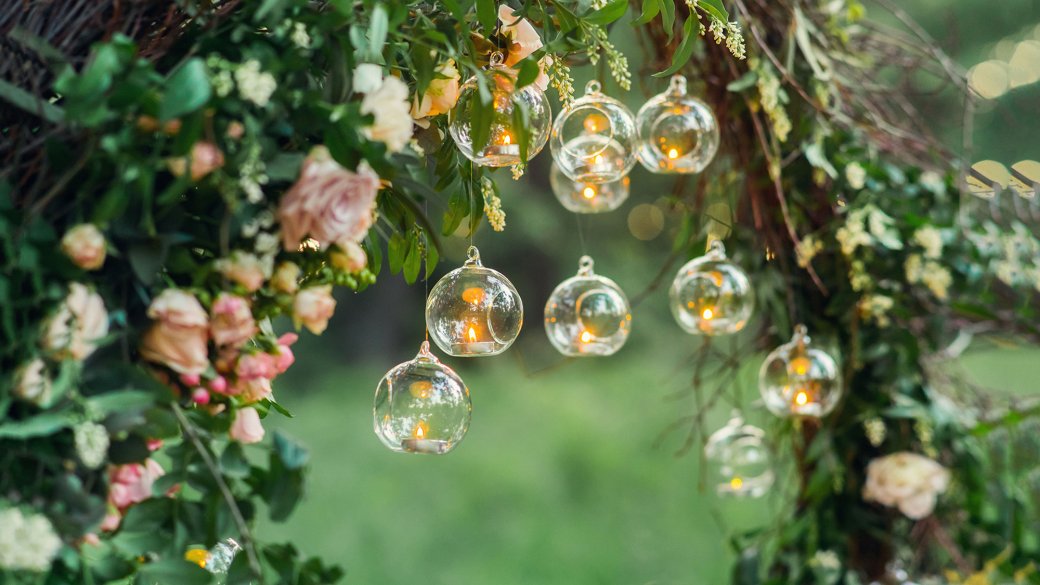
[919,170,945,194]
[235,60,277,107]
[863,417,887,446]
[845,162,866,189]
[212,70,234,97]
[240,177,264,204]
[289,22,311,49]
[0,507,63,572]
[352,63,384,94]
[920,261,952,301]
[74,422,110,470]
[795,235,822,268]
[905,254,924,282]
[859,294,894,327]
[913,226,943,259]
[810,550,841,571]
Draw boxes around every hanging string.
[574,213,588,256]
[424,197,430,343]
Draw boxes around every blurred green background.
[261,2,1040,583]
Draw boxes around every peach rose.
[139,289,210,376]
[499,5,543,66]
[215,251,268,292]
[271,262,301,294]
[411,60,461,119]
[292,285,336,335]
[210,293,257,348]
[167,141,225,181]
[330,241,367,273]
[361,75,413,152]
[43,283,109,361]
[278,146,381,251]
[230,408,265,444]
[61,224,107,270]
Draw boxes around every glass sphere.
[550,80,638,184]
[448,56,551,167]
[670,240,754,336]
[704,413,774,497]
[426,246,523,357]
[759,325,843,418]
[373,341,472,454]
[549,162,630,214]
[635,74,720,174]
[544,256,631,356]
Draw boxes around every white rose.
[863,452,950,520]
[43,283,109,361]
[361,76,413,152]
[13,358,52,407]
[60,224,106,270]
[353,63,384,94]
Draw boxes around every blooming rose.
[210,293,257,348]
[13,358,51,406]
[43,283,109,361]
[271,262,301,294]
[61,224,106,270]
[230,408,265,444]
[102,459,167,531]
[236,352,275,381]
[167,141,225,181]
[278,146,380,250]
[293,285,336,334]
[216,251,268,292]
[499,5,542,66]
[139,289,210,376]
[274,333,297,374]
[361,75,413,152]
[330,241,367,273]
[411,60,461,119]
[353,63,384,94]
[862,452,950,520]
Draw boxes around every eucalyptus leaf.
[160,59,211,122]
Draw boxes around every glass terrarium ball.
[759,325,843,418]
[373,341,472,455]
[549,162,630,214]
[448,56,551,168]
[426,246,523,357]
[544,256,631,356]
[669,240,754,336]
[635,74,720,174]
[705,414,774,497]
[550,80,638,184]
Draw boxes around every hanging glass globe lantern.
[426,245,523,357]
[669,240,754,336]
[550,80,638,184]
[448,53,552,167]
[758,325,843,418]
[549,162,630,214]
[373,341,472,454]
[704,413,774,498]
[544,256,632,356]
[635,74,720,174]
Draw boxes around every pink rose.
[210,293,257,348]
[292,285,336,335]
[139,289,209,376]
[108,482,134,510]
[215,252,268,292]
[230,408,265,444]
[61,224,107,270]
[278,146,380,251]
[167,141,225,181]
[108,459,165,511]
[236,352,275,381]
[274,333,297,374]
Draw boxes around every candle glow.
[667,148,679,159]
[467,325,478,343]
[794,390,809,406]
[580,330,593,343]
[461,287,485,305]
[582,186,596,199]
[412,420,429,439]
[729,476,744,490]
[702,308,714,320]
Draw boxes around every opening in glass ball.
[373,342,472,454]
[635,75,720,174]
[669,241,754,336]
[544,256,632,356]
[448,60,551,168]
[549,163,630,214]
[758,325,843,418]
[426,246,523,356]
[550,80,637,184]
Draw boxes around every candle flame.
[413,420,429,439]
[790,356,811,376]
[667,148,679,160]
[502,133,512,145]
[702,308,714,320]
[580,330,593,343]
[794,390,809,406]
[468,326,478,343]
[594,154,603,164]
[729,476,744,490]
[582,186,596,199]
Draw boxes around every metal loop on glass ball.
[704,413,774,498]
[425,246,523,357]
[488,51,505,68]
[544,256,632,357]
[549,162,630,214]
[448,64,551,168]
[373,342,472,455]
[669,240,754,336]
[635,73,720,174]
[758,324,843,418]
[550,80,637,184]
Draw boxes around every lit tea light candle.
[582,185,597,200]
[667,147,680,160]
[451,320,496,354]
[586,152,613,175]
[487,131,520,157]
[401,420,448,454]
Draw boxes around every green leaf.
[653,16,696,77]
[221,442,251,478]
[632,0,661,25]
[726,70,758,92]
[660,0,676,41]
[0,411,74,439]
[0,78,65,123]
[86,390,159,416]
[476,0,498,36]
[697,0,730,22]
[469,73,495,157]
[160,58,211,122]
[387,232,407,274]
[128,240,167,286]
[515,58,541,89]
[425,237,439,279]
[368,3,389,59]
[585,0,628,25]
[403,235,422,284]
[134,559,212,585]
[274,431,310,470]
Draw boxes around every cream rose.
[278,146,381,250]
[13,358,52,407]
[43,283,109,361]
[230,407,265,444]
[862,452,950,520]
[60,224,106,270]
[216,251,268,292]
[361,75,413,152]
[292,285,336,335]
[139,289,210,376]
[271,262,301,294]
[353,63,384,94]
[330,241,367,273]
[210,293,257,348]
[411,60,461,119]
